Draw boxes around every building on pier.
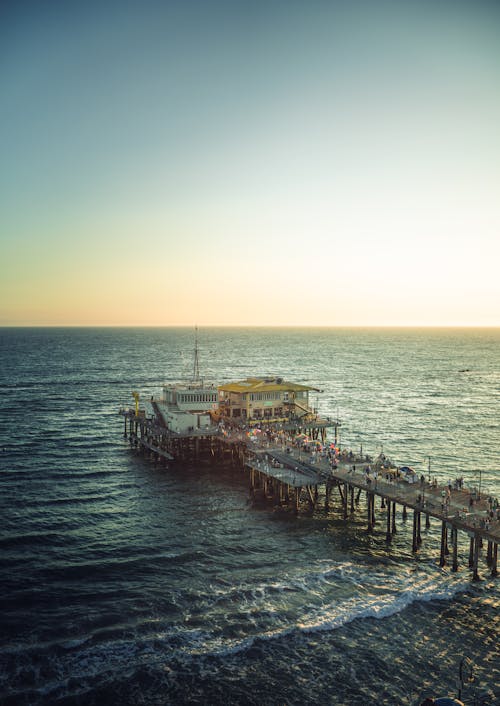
[217,377,321,424]
[155,382,218,433]
[153,375,331,435]
[153,328,219,434]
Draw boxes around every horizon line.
[1,324,499,330]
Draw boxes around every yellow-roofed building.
[217,377,320,424]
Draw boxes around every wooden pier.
[120,407,499,581]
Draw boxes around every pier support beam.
[386,500,392,543]
[342,483,348,520]
[439,521,447,566]
[486,540,493,566]
[472,536,481,582]
[294,487,301,515]
[325,483,331,512]
[304,485,316,512]
[469,537,475,568]
[413,511,420,553]
[491,544,498,578]
[451,527,459,572]
[367,493,374,532]
[249,468,255,494]
[391,502,397,534]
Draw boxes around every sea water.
[0,327,498,705]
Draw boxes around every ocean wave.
[0,532,68,549]
[295,573,470,633]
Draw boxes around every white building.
[155,383,218,434]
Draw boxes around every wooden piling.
[413,511,419,553]
[386,500,392,543]
[439,521,447,566]
[367,493,373,532]
[468,536,474,568]
[486,540,493,566]
[451,527,459,572]
[294,487,301,515]
[472,536,481,581]
[325,483,331,512]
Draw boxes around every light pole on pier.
[478,469,482,499]
[428,456,431,483]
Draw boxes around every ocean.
[0,327,499,705]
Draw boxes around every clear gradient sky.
[1,0,499,326]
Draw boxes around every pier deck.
[257,444,500,543]
[250,448,323,487]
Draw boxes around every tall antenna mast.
[192,326,200,383]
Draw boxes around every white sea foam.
[172,562,474,659]
[296,574,470,634]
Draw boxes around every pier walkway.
[259,441,498,534]
[243,439,499,580]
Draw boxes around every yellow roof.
[218,377,319,393]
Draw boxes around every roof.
[218,377,320,394]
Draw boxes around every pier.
[120,405,499,582]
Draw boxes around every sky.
[1,0,499,327]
